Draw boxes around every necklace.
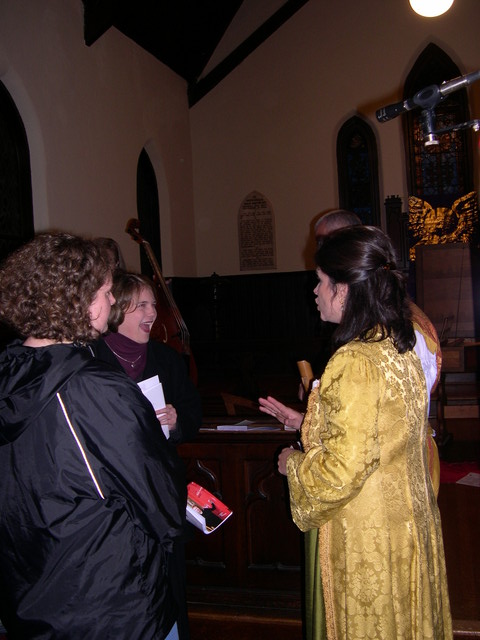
[109,347,142,368]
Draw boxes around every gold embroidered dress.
[286,335,452,640]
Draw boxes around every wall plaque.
[238,191,276,271]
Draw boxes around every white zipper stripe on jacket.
[56,392,105,500]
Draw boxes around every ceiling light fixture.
[409,0,454,17]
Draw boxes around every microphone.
[376,69,480,123]
[376,97,416,123]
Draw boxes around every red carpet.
[440,460,480,483]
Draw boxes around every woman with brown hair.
[0,233,184,640]
[94,271,202,640]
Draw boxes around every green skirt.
[304,528,326,640]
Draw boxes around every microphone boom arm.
[376,69,480,123]
[376,69,480,145]
[431,118,480,136]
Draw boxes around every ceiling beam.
[188,0,310,107]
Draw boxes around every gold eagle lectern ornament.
[408,191,479,260]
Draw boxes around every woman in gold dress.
[276,226,452,640]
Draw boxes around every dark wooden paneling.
[180,429,302,600]
[172,271,320,345]
[438,483,480,622]
[416,243,479,340]
[172,271,331,407]
[180,428,304,639]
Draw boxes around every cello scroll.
[125,219,197,383]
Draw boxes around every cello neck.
[125,218,190,352]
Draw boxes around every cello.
[125,218,197,385]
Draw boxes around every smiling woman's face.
[117,285,157,344]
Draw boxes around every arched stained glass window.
[403,43,473,208]
[336,115,380,226]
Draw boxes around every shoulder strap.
[56,392,105,500]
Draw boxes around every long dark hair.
[315,225,415,353]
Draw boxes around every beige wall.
[0,1,479,278]
[190,0,480,275]
[0,0,196,275]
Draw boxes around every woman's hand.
[258,395,304,430]
[278,446,295,475]
[155,404,177,432]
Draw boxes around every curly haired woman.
[0,233,183,640]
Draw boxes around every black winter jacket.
[93,338,202,640]
[0,341,184,639]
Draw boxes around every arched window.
[336,115,380,226]
[403,43,474,207]
[136,147,161,276]
[403,43,479,267]
[0,81,33,263]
